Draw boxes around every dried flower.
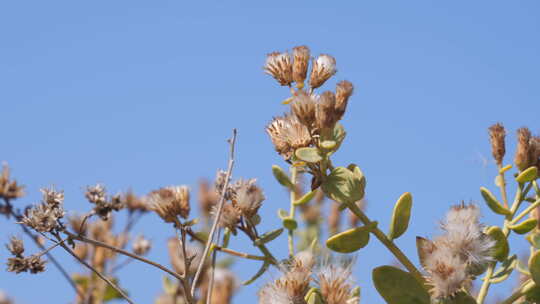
[6,236,24,257]
[488,123,506,166]
[85,184,107,205]
[258,282,293,304]
[26,255,46,274]
[264,52,293,86]
[423,246,468,299]
[292,46,311,87]
[266,113,311,159]
[215,170,235,201]
[210,268,238,304]
[6,255,46,274]
[149,186,191,223]
[291,91,317,128]
[20,202,64,233]
[212,203,241,234]
[168,238,202,275]
[316,91,338,130]
[515,128,536,171]
[316,262,355,304]
[133,235,152,256]
[233,178,265,218]
[198,180,218,218]
[6,256,27,273]
[334,80,354,121]
[309,54,337,89]
[123,189,148,213]
[0,163,24,201]
[40,186,64,208]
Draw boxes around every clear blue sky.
[1,1,539,303]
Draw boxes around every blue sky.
[1,1,539,303]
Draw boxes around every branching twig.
[191,129,237,297]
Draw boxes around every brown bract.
[488,123,506,166]
[292,46,311,86]
[266,113,311,160]
[309,54,336,89]
[264,52,293,86]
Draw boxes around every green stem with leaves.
[287,165,298,258]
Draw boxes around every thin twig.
[56,234,135,304]
[191,129,237,297]
[64,230,185,281]
[206,229,221,304]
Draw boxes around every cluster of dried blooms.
[6,236,46,274]
[417,204,494,299]
[265,45,353,164]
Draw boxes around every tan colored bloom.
[488,123,506,166]
[335,80,354,121]
[5,236,24,257]
[309,54,336,89]
[264,52,293,86]
[316,263,354,304]
[515,127,534,171]
[132,235,152,256]
[266,113,311,159]
[198,179,218,218]
[292,46,311,87]
[212,203,241,234]
[149,186,191,223]
[0,163,24,201]
[316,91,337,130]
[291,91,317,128]
[233,178,265,218]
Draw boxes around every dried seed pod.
[291,91,317,128]
[309,54,336,89]
[149,186,191,223]
[292,46,311,87]
[334,80,354,121]
[488,123,506,166]
[316,91,337,131]
[264,52,293,86]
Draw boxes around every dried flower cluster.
[5,236,46,274]
[148,185,191,223]
[418,204,494,299]
[85,184,124,220]
[515,127,540,171]
[20,186,65,233]
[0,164,24,202]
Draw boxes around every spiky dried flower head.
[215,170,235,201]
[264,51,293,86]
[167,238,203,275]
[266,113,311,160]
[292,45,311,87]
[198,179,218,218]
[20,201,65,233]
[6,255,46,274]
[6,236,24,257]
[423,245,468,299]
[211,203,241,234]
[258,281,293,304]
[316,262,355,304]
[334,80,354,121]
[316,91,338,130]
[85,184,107,205]
[232,178,265,218]
[514,127,540,171]
[309,54,337,89]
[0,163,24,201]
[488,123,506,166]
[132,235,152,256]
[149,186,191,223]
[291,91,317,128]
[123,189,148,213]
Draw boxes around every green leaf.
[282,218,298,230]
[388,192,413,240]
[508,218,538,235]
[294,189,317,206]
[372,266,430,304]
[322,166,366,204]
[529,250,540,286]
[103,277,128,302]
[488,254,517,284]
[320,140,337,150]
[243,261,270,285]
[304,287,324,304]
[526,285,540,302]
[480,187,511,216]
[326,225,371,253]
[332,123,346,151]
[277,208,289,220]
[272,165,294,189]
[516,166,538,183]
[486,226,510,262]
[295,147,324,163]
[254,228,284,246]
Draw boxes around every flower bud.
[488,123,506,166]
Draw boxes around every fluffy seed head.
[40,187,64,208]
[258,282,293,304]
[292,45,311,86]
[168,238,202,275]
[316,263,354,304]
[149,186,191,223]
[266,114,311,160]
[210,268,238,304]
[85,184,107,205]
[132,235,152,256]
[264,52,293,86]
[20,202,64,233]
[212,203,241,234]
[309,54,337,89]
[233,178,265,218]
[488,123,506,166]
[334,80,354,121]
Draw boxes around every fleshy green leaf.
[508,219,538,235]
[332,123,346,151]
[486,226,509,262]
[326,225,372,253]
[272,165,294,189]
[305,287,324,304]
[388,192,413,240]
[294,189,317,206]
[529,250,540,286]
[295,147,324,163]
[322,167,365,204]
[480,187,511,216]
[254,228,284,246]
[320,140,337,150]
[488,255,517,284]
[516,166,538,183]
[372,266,430,304]
[282,218,298,230]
